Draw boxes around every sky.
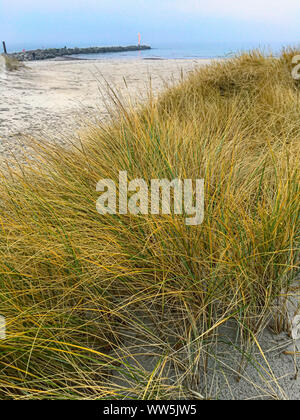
[0,0,299,51]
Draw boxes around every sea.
[5,41,298,60]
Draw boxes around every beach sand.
[0,57,211,158]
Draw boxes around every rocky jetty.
[9,45,151,61]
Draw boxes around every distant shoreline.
[9,45,151,61]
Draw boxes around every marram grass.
[0,49,299,399]
[1,54,24,71]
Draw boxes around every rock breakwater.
[9,45,151,61]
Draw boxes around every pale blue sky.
[1,0,299,51]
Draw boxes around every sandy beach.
[0,57,211,158]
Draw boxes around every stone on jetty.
[9,45,151,62]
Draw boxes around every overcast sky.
[1,0,299,50]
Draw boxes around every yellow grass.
[0,48,299,399]
[1,54,24,71]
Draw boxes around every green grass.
[0,48,299,399]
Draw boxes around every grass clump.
[1,54,24,71]
[0,48,299,399]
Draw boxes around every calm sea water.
[75,42,297,60]
[6,41,298,59]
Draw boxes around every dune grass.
[0,49,299,399]
[1,54,24,71]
